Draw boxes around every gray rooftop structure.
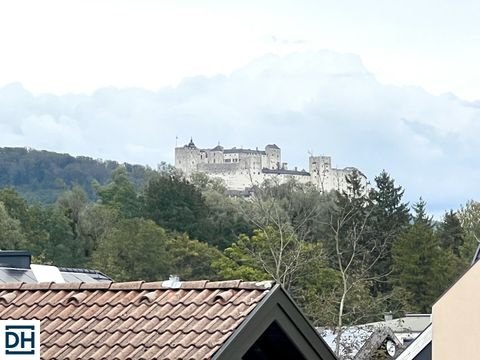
[0,267,112,284]
[223,148,266,155]
[319,326,401,360]
[0,250,111,284]
[262,168,310,176]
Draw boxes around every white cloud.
[0,51,479,214]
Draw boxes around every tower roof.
[212,143,224,151]
[185,137,197,149]
[266,144,280,150]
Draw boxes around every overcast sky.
[1,0,480,215]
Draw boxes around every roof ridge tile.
[21,282,53,290]
[139,281,164,290]
[0,279,274,291]
[110,281,144,290]
[50,282,83,290]
[205,280,242,289]
[0,282,25,290]
[80,282,112,290]
[178,280,208,289]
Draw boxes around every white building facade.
[175,139,363,192]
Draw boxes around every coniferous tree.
[393,198,454,313]
[438,210,464,257]
[368,171,410,294]
[412,197,433,227]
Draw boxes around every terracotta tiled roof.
[0,280,274,360]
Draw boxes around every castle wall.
[197,163,241,174]
[175,141,363,194]
[238,152,263,170]
[197,168,264,191]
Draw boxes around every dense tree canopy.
[142,171,209,241]
[0,156,476,351]
[0,147,149,203]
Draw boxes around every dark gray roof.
[0,268,37,284]
[266,144,280,149]
[395,324,432,360]
[262,168,310,176]
[320,325,401,360]
[211,145,224,151]
[185,138,197,149]
[58,267,113,282]
[0,266,112,284]
[224,148,266,155]
[472,243,480,265]
[355,327,401,360]
[214,284,337,360]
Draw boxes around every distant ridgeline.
[175,139,365,193]
[0,147,149,203]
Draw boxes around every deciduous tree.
[91,218,171,281]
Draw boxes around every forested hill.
[0,147,477,342]
[0,147,151,203]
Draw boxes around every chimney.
[0,250,31,269]
[384,312,393,321]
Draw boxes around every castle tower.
[309,155,332,192]
[265,144,281,170]
[208,144,225,164]
[175,138,201,176]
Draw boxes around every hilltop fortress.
[175,139,362,193]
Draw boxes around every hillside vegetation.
[0,147,150,203]
[0,148,478,345]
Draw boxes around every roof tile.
[0,280,271,359]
